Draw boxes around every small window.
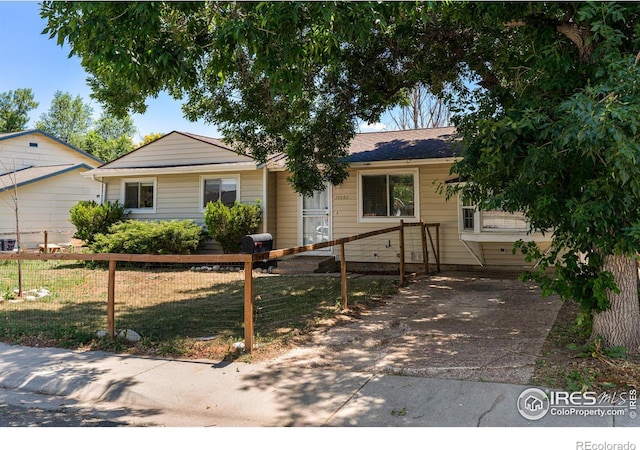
[202,177,238,208]
[459,195,529,233]
[481,209,528,231]
[123,179,155,211]
[359,170,418,221]
[461,198,476,231]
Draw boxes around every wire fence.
[0,221,440,358]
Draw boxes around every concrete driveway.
[266,272,563,385]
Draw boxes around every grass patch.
[0,260,398,361]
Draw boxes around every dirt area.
[262,272,564,385]
[530,299,640,392]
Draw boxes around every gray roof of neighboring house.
[0,164,93,194]
[346,127,462,163]
[0,129,104,164]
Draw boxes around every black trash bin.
[240,233,273,254]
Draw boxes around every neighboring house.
[85,128,551,269]
[0,130,103,249]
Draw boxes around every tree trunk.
[591,254,640,354]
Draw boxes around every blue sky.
[0,1,387,144]
[0,1,222,141]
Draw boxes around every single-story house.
[84,128,551,270]
[0,129,103,249]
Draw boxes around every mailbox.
[241,233,273,254]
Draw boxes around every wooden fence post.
[435,224,441,272]
[420,220,429,276]
[399,220,405,285]
[244,260,254,352]
[340,242,348,310]
[107,259,116,338]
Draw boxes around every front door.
[301,186,331,252]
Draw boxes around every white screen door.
[301,187,331,251]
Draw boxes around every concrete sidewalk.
[0,343,635,427]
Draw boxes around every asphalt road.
[0,402,126,427]
[0,389,129,427]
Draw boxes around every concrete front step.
[273,255,338,274]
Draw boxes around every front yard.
[0,259,398,361]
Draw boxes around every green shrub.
[90,220,205,254]
[69,200,127,244]
[203,200,262,253]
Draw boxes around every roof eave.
[84,162,260,178]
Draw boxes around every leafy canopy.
[0,88,38,133]
[41,1,640,348]
[41,2,469,195]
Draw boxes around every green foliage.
[39,2,457,195]
[69,200,127,244]
[90,220,205,254]
[516,241,618,316]
[35,90,93,148]
[567,336,629,360]
[38,0,640,345]
[203,200,262,253]
[0,88,38,132]
[565,369,598,393]
[81,112,136,162]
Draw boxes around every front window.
[202,177,238,208]
[123,179,155,211]
[360,170,417,220]
[481,209,528,231]
[459,195,529,232]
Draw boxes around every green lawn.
[0,260,398,360]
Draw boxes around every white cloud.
[357,122,387,133]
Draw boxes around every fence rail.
[0,220,440,351]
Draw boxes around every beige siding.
[266,170,278,238]
[0,133,100,171]
[480,242,551,267]
[0,168,101,247]
[275,172,299,250]
[327,164,476,265]
[275,162,549,267]
[102,132,254,169]
[419,164,478,266]
[103,170,264,226]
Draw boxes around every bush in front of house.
[90,220,206,254]
[203,200,262,253]
[69,200,128,244]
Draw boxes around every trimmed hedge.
[69,200,127,244]
[203,200,262,253]
[91,220,206,254]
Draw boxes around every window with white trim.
[459,196,528,232]
[201,176,238,209]
[359,169,419,221]
[123,178,156,212]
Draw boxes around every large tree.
[0,88,38,132]
[82,112,136,162]
[41,1,640,352]
[36,90,93,148]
